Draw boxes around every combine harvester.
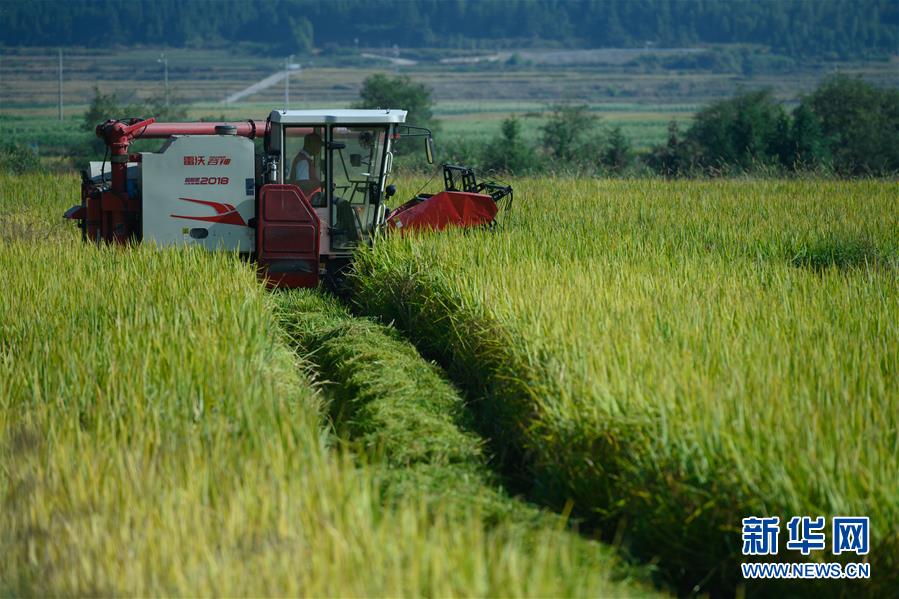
[65,110,512,287]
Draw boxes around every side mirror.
[425,136,435,164]
[385,184,397,198]
[350,154,362,167]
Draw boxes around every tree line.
[643,77,899,177]
[2,0,897,59]
[361,74,899,177]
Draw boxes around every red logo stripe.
[171,197,247,226]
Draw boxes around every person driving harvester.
[288,132,324,206]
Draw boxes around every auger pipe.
[134,120,265,139]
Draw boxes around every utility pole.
[285,55,293,110]
[158,52,169,108]
[296,63,302,107]
[58,48,63,121]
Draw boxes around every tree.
[643,120,696,176]
[144,93,188,122]
[539,105,639,173]
[354,74,436,158]
[81,86,188,156]
[82,87,125,133]
[354,74,435,130]
[540,105,596,164]
[686,89,787,170]
[803,75,899,175]
[82,87,130,155]
[481,117,536,175]
[782,103,830,169]
[288,16,314,54]
[602,125,632,173]
[83,86,187,134]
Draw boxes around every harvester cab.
[65,109,510,288]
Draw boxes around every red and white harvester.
[65,110,512,287]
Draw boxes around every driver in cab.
[288,132,324,207]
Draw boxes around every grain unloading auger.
[65,109,512,288]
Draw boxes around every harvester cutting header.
[65,109,512,288]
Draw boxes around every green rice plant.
[353,177,899,595]
[0,173,656,596]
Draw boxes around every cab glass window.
[329,126,388,250]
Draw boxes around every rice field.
[2,172,895,596]
[352,177,898,595]
[0,173,652,596]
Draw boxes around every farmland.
[0,173,653,596]
[352,177,898,594]
[1,172,894,595]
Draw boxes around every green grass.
[352,177,899,595]
[0,173,656,596]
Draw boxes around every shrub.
[641,121,697,176]
[602,125,631,174]
[481,117,537,175]
[0,144,39,175]
[540,104,596,165]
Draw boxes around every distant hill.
[1,0,897,59]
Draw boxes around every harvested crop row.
[274,290,655,595]
[352,177,898,595]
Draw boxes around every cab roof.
[270,109,407,125]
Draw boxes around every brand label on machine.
[183,155,232,166]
